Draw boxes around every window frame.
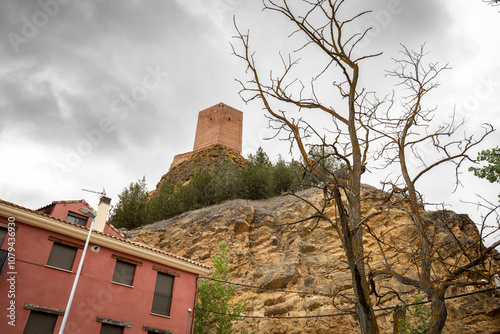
[111,259,136,287]
[151,272,175,317]
[46,242,78,272]
[97,316,131,334]
[99,323,125,334]
[0,226,7,248]
[65,211,89,226]
[23,310,59,334]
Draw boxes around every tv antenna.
[82,188,106,196]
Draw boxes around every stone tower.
[193,103,243,153]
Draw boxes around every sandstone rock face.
[128,186,500,334]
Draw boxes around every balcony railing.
[151,291,172,316]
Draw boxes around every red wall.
[0,216,198,333]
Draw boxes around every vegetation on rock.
[398,295,432,334]
[194,242,249,334]
[109,176,149,229]
[110,146,348,228]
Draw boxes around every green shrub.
[194,242,249,334]
[398,295,440,334]
[109,176,149,229]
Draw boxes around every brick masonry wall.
[193,103,243,153]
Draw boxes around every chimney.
[93,196,111,232]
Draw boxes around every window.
[0,227,7,247]
[46,243,77,271]
[97,317,130,333]
[23,310,58,334]
[0,249,8,275]
[151,272,174,316]
[66,212,88,226]
[100,323,124,334]
[112,260,136,286]
[0,228,7,274]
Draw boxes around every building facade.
[0,198,210,334]
[36,198,123,238]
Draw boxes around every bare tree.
[367,45,498,334]
[232,0,382,332]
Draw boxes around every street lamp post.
[59,207,97,334]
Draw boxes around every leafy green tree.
[147,174,182,223]
[194,242,249,334]
[248,146,271,166]
[469,147,500,184]
[182,170,215,210]
[239,147,274,199]
[300,147,350,186]
[109,176,149,229]
[469,147,500,200]
[273,156,298,194]
[210,158,241,203]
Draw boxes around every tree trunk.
[333,186,379,334]
[428,288,447,334]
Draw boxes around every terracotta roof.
[0,199,210,271]
[105,221,125,238]
[36,199,96,213]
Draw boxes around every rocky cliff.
[127,186,500,334]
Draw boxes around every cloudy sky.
[1,0,499,241]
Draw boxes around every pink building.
[0,197,210,334]
[36,198,123,238]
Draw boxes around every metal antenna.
[82,188,106,196]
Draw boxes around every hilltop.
[149,144,246,199]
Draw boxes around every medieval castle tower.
[169,103,243,169]
[193,103,243,153]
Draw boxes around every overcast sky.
[1,0,499,241]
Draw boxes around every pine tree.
[109,176,149,229]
